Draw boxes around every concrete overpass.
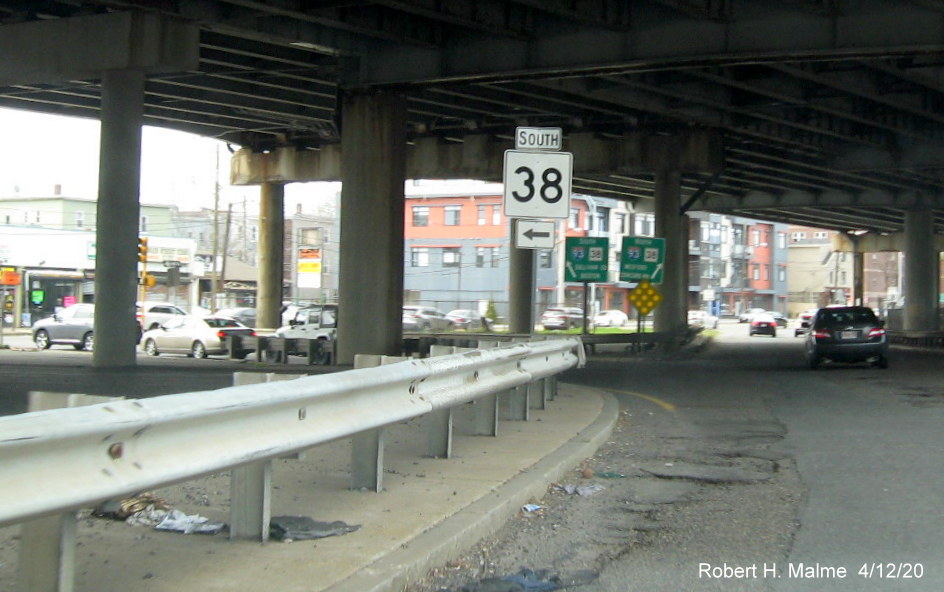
[3,1,944,365]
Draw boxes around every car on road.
[749,313,778,337]
[805,305,888,369]
[445,309,492,331]
[739,307,766,323]
[770,311,788,328]
[32,303,96,351]
[541,307,585,330]
[687,310,719,329]
[216,307,257,328]
[137,301,188,331]
[794,308,818,336]
[140,315,256,359]
[402,306,454,331]
[594,309,629,327]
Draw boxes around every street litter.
[269,515,361,541]
[555,483,605,496]
[521,504,544,513]
[128,508,226,535]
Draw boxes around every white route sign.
[503,149,573,220]
[515,127,562,151]
[514,219,556,250]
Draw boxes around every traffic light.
[138,237,149,262]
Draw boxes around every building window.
[140,215,148,233]
[777,232,786,249]
[412,206,429,227]
[778,266,787,282]
[492,205,501,225]
[75,211,84,229]
[751,229,760,246]
[477,205,487,225]
[597,207,610,232]
[411,248,429,267]
[615,213,626,234]
[569,208,580,230]
[443,247,461,267]
[475,246,499,268]
[752,265,760,280]
[444,205,461,226]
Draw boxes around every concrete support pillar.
[904,207,938,331]
[851,237,865,306]
[508,223,535,334]
[93,69,145,368]
[257,182,285,330]
[336,91,407,364]
[653,168,686,346]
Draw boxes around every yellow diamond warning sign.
[628,279,662,315]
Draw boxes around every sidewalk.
[0,383,617,592]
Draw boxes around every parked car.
[140,315,256,359]
[402,306,454,331]
[137,301,188,331]
[276,304,338,339]
[794,308,818,336]
[541,307,584,330]
[594,309,628,327]
[748,313,778,337]
[687,310,719,329]
[739,308,766,323]
[32,303,96,351]
[216,307,257,327]
[446,309,492,331]
[805,306,888,369]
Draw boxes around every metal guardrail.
[0,337,583,530]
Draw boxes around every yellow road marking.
[610,389,677,412]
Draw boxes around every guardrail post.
[427,345,457,458]
[229,461,272,541]
[543,375,558,401]
[528,381,545,410]
[18,393,122,592]
[505,384,529,421]
[472,340,501,436]
[350,355,406,491]
[17,512,76,592]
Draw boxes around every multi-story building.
[786,225,856,316]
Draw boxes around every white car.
[593,310,628,327]
[688,310,719,329]
[137,301,188,331]
[140,315,255,358]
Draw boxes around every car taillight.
[812,329,831,339]
[250,330,257,336]
[217,330,227,339]
[867,327,886,339]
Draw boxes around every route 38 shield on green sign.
[564,236,608,283]
[619,236,665,284]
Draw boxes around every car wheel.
[144,339,160,357]
[872,355,889,369]
[34,330,51,349]
[191,341,208,359]
[771,330,777,338]
[809,354,821,370]
[81,332,94,352]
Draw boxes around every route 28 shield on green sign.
[564,236,608,283]
[619,236,665,284]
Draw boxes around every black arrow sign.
[523,228,551,240]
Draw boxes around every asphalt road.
[407,320,944,592]
[576,322,944,591]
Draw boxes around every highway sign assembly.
[514,219,556,250]
[504,126,573,221]
[564,237,608,283]
[620,236,665,284]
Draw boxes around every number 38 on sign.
[503,150,573,220]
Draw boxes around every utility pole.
[210,146,221,312]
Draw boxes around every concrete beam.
[0,12,199,86]
[832,232,944,253]
[229,129,723,185]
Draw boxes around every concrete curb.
[326,385,620,592]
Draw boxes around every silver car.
[140,315,255,359]
[32,303,96,351]
[402,306,454,331]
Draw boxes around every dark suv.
[805,306,888,369]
